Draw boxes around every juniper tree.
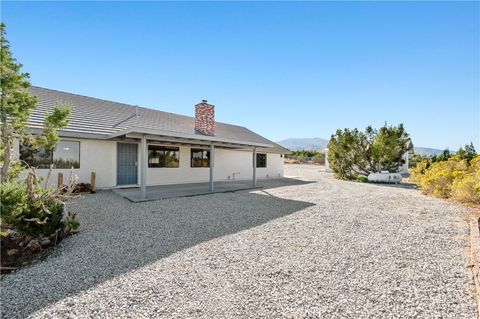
[327,124,412,179]
[0,23,70,182]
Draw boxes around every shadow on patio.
[112,177,315,202]
[0,178,316,319]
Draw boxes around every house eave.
[109,127,275,149]
[27,126,278,150]
[27,127,111,140]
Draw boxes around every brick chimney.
[195,100,215,136]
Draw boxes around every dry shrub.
[411,155,480,205]
[451,157,480,204]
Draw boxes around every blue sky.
[2,1,479,150]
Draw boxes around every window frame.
[53,140,81,169]
[256,153,267,168]
[190,148,210,168]
[148,145,180,168]
[19,140,81,169]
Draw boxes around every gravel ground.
[1,165,476,318]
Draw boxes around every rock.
[26,239,41,253]
[40,237,51,247]
[6,249,19,256]
[7,229,18,238]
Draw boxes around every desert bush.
[418,156,468,198]
[409,160,430,183]
[0,169,79,236]
[410,154,480,204]
[312,153,325,165]
[296,154,308,162]
[451,156,480,204]
[409,154,430,168]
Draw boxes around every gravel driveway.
[1,165,476,318]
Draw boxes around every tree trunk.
[0,109,10,183]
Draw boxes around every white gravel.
[1,165,476,318]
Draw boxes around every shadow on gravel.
[1,178,315,319]
[366,182,417,190]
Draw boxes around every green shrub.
[1,178,67,236]
[355,175,369,183]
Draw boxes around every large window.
[191,149,210,167]
[256,153,267,168]
[148,145,179,168]
[20,140,80,169]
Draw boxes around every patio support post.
[253,147,257,187]
[209,142,215,192]
[140,135,147,200]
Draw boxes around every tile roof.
[27,87,290,153]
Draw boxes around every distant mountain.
[277,137,328,151]
[277,137,444,156]
[413,147,445,156]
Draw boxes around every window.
[20,140,80,169]
[191,149,210,167]
[256,153,267,168]
[148,146,179,168]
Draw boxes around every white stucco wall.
[146,146,209,185]
[16,139,285,189]
[146,146,284,185]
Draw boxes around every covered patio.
[109,126,276,201]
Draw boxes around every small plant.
[355,175,369,183]
[63,212,80,234]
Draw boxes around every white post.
[140,135,147,199]
[209,142,215,192]
[253,147,257,187]
[405,151,409,173]
[325,148,331,173]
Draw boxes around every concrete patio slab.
[112,180,261,202]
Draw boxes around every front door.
[117,143,138,185]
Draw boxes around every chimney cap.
[201,99,208,103]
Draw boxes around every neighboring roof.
[27,87,290,153]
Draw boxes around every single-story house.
[14,87,290,199]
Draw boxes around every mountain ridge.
[277,137,444,156]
